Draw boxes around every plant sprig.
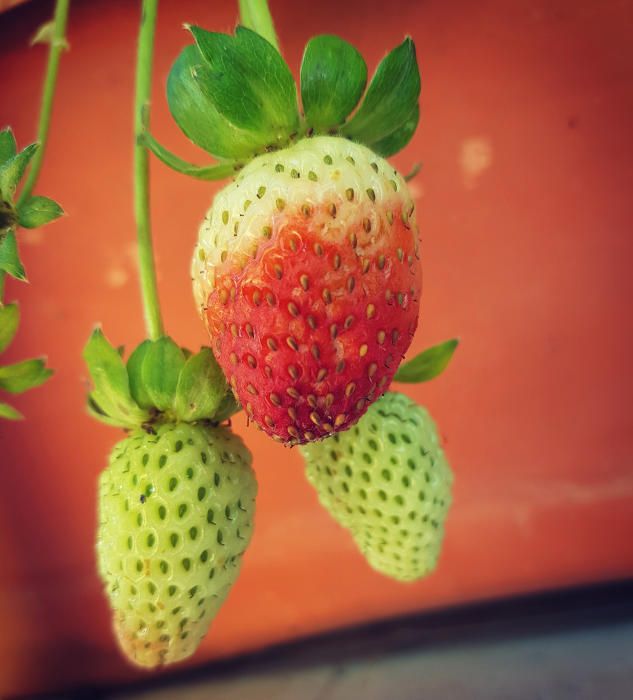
[0,0,70,420]
[18,0,71,207]
[83,0,240,430]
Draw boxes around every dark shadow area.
[29,578,633,699]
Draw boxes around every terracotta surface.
[1,0,632,695]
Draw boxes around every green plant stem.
[2,0,70,305]
[17,0,70,207]
[134,0,163,340]
[238,0,280,52]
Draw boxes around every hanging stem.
[1,0,70,304]
[17,0,71,206]
[133,0,163,340]
[238,0,280,52]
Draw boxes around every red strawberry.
[192,136,421,445]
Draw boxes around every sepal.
[159,26,422,174]
[83,328,150,428]
[167,26,300,161]
[0,142,38,204]
[0,401,22,420]
[0,357,52,394]
[0,231,26,281]
[300,35,367,131]
[87,394,133,428]
[342,37,420,146]
[140,128,239,181]
[211,391,241,424]
[141,336,186,412]
[394,339,459,383]
[84,330,233,429]
[369,104,419,158]
[189,25,300,144]
[126,339,153,409]
[0,302,19,353]
[167,45,266,161]
[0,128,17,166]
[174,347,227,422]
[17,195,64,229]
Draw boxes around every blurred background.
[1,0,632,697]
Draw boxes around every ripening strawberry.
[155,26,423,445]
[97,422,256,668]
[192,136,421,444]
[300,392,452,581]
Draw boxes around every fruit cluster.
[84,19,458,670]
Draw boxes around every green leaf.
[141,129,238,180]
[83,328,149,426]
[17,196,64,229]
[369,103,419,158]
[0,302,20,353]
[167,45,268,160]
[141,336,186,412]
[0,357,52,394]
[126,340,153,409]
[189,25,299,143]
[342,38,420,146]
[174,347,227,422]
[394,339,459,383]
[300,35,367,131]
[0,231,26,281]
[0,142,39,203]
[0,401,22,420]
[0,128,17,166]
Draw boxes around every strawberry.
[192,136,421,444]
[300,392,452,581]
[84,331,252,668]
[146,27,424,445]
[97,421,257,668]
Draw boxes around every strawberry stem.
[17,0,71,207]
[133,0,163,340]
[238,0,280,53]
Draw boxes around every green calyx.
[144,27,420,179]
[83,328,238,430]
[0,127,64,283]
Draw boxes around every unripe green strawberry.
[193,136,421,446]
[97,422,256,668]
[300,392,452,582]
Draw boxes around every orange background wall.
[1,0,632,695]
